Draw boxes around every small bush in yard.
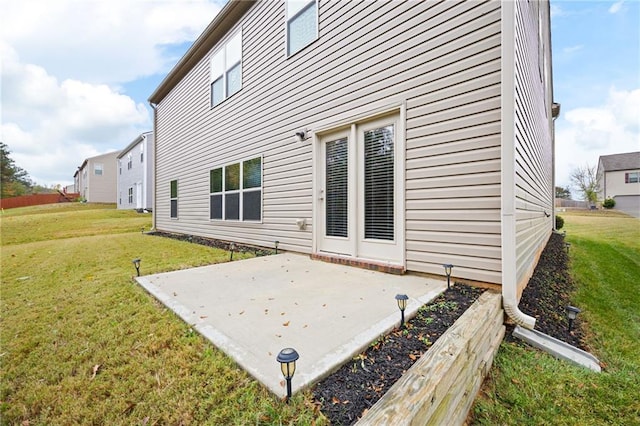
[603,197,615,209]
[555,215,564,230]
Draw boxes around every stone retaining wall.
[357,291,504,425]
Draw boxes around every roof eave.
[148,0,256,105]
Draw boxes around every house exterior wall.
[603,170,640,198]
[77,151,120,203]
[117,132,154,210]
[153,0,554,286]
[512,0,554,288]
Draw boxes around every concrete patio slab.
[135,253,447,398]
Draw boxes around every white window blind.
[325,138,348,237]
[364,125,394,241]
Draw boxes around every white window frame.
[128,187,133,204]
[286,0,319,57]
[140,144,144,163]
[210,30,243,107]
[127,153,132,170]
[626,172,639,184]
[209,156,263,222]
[94,163,103,176]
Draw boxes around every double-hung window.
[128,187,133,204]
[210,31,242,107]
[287,0,318,56]
[210,157,262,221]
[170,180,178,219]
[625,172,639,183]
[94,163,103,176]
[127,153,132,170]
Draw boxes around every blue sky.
[1,0,638,191]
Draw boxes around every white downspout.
[501,0,536,329]
[149,101,158,232]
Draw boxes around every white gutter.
[500,0,536,329]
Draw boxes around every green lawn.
[0,203,325,425]
[472,210,640,425]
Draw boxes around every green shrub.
[603,197,615,209]
[555,215,564,230]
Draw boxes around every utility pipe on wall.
[500,0,536,330]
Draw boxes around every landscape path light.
[443,264,454,289]
[275,240,280,254]
[229,242,236,261]
[277,347,299,402]
[566,305,581,333]
[395,294,409,328]
[132,258,141,277]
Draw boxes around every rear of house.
[117,131,155,211]
[150,0,555,295]
[597,151,640,217]
[74,151,121,203]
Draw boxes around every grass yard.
[472,210,640,425]
[0,203,325,425]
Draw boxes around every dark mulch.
[312,284,485,425]
[515,231,587,350]
[147,231,275,257]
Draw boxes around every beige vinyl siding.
[155,0,505,280]
[513,0,554,286]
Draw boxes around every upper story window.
[287,0,318,56]
[94,163,103,176]
[625,172,639,183]
[127,153,132,170]
[210,31,242,107]
[140,144,144,163]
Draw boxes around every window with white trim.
[140,144,144,163]
[287,0,318,56]
[128,187,133,204]
[94,163,103,176]
[625,172,639,183]
[210,31,242,107]
[210,157,262,221]
[170,180,178,218]
[127,153,132,170]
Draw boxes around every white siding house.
[117,131,155,211]
[74,151,121,203]
[149,0,558,325]
[597,151,640,217]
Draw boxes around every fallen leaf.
[91,364,101,380]
[303,324,308,328]
[173,292,177,296]
[342,400,350,404]
[141,417,149,425]
[331,397,340,405]
[511,378,520,385]
[280,312,285,315]
[283,321,290,326]
[275,334,282,338]
[322,304,327,307]
[199,315,207,319]
[408,353,417,361]
[280,380,285,387]
[239,310,245,315]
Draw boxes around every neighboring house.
[149,1,558,327]
[117,131,155,211]
[73,151,121,203]
[597,151,640,217]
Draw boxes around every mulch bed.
[148,231,275,257]
[312,284,484,425]
[515,231,587,350]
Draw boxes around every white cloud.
[1,43,150,185]
[0,0,221,84]
[609,1,625,14]
[555,87,640,188]
[563,45,584,54]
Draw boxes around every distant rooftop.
[598,152,640,172]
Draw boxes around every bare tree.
[570,164,599,205]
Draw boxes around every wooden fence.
[0,193,80,209]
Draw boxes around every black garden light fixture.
[141,226,145,234]
[565,242,571,253]
[277,347,299,402]
[229,242,236,261]
[275,240,280,254]
[566,305,581,333]
[443,264,454,289]
[395,294,409,327]
[132,258,141,277]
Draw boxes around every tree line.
[0,142,58,199]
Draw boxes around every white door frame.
[313,107,406,266]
